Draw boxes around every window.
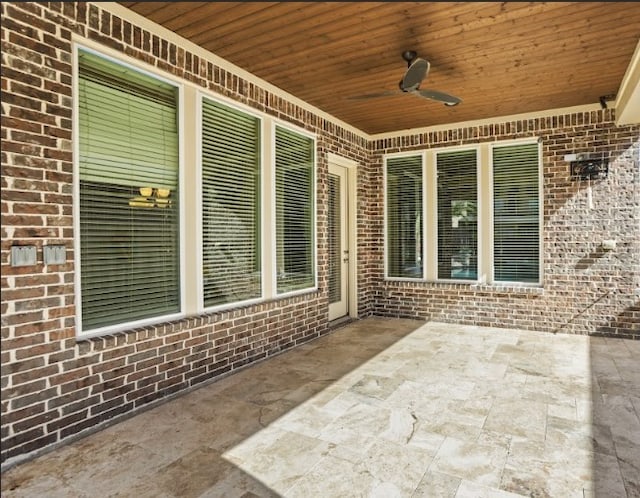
[77,48,180,332]
[385,155,424,279]
[275,126,316,293]
[76,47,319,335]
[492,143,540,283]
[383,141,541,285]
[436,150,478,280]
[201,98,261,307]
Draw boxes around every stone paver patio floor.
[2,317,639,497]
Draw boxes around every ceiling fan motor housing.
[402,50,418,64]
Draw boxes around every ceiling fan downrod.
[402,50,418,67]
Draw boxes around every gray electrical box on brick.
[11,246,37,267]
[43,245,66,265]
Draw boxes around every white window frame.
[488,138,543,287]
[73,40,321,339]
[383,139,543,288]
[195,91,318,312]
[431,145,482,284]
[383,151,427,281]
[72,41,187,339]
[197,92,266,313]
[271,120,318,298]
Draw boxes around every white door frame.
[328,153,358,320]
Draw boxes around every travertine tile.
[583,451,629,498]
[152,447,238,498]
[2,318,638,498]
[455,480,525,498]
[380,407,420,445]
[357,438,434,495]
[615,440,640,498]
[429,437,509,488]
[502,441,599,498]
[224,427,332,494]
[547,401,577,421]
[271,401,338,438]
[484,399,548,441]
[349,374,404,400]
[545,415,615,456]
[284,454,376,497]
[412,470,461,497]
[317,401,390,449]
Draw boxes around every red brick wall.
[369,115,640,338]
[1,2,369,467]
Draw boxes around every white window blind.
[493,143,540,283]
[386,155,423,278]
[201,98,261,306]
[275,126,315,293]
[78,49,180,331]
[436,150,478,280]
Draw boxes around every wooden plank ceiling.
[118,2,640,135]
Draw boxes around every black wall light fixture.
[570,158,609,180]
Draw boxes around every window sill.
[382,278,544,296]
[469,283,544,296]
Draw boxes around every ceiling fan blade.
[415,88,462,106]
[401,58,430,91]
[346,90,401,100]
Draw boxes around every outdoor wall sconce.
[570,159,609,180]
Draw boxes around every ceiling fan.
[349,50,461,106]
